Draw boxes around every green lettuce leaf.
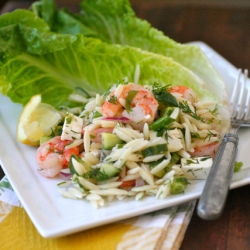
[0,10,215,109]
[30,0,227,104]
[79,0,227,104]
[30,0,97,37]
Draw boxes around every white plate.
[1,41,250,238]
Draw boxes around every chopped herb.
[164,131,169,141]
[191,131,217,142]
[70,130,81,135]
[47,147,63,154]
[200,157,211,161]
[116,79,128,85]
[83,169,110,181]
[207,118,214,124]
[108,95,118,104]
[151,82,179,107]
[65,116,72,124]
[102,90,111,99]
[186,159,199,165]
[208,104,219,116]
[179,101,205,122]
[125,90,138,112]
[193,168,203,172]
[203,130,217,141]
[57,181,67,186]
[191,132,202,139]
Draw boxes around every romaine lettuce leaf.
[79,0,228,104]
[30,0,227,104]
[30,0,98,37]
[0,9,49,31]
[0,10,215,109]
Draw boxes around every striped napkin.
[0,176,195,250]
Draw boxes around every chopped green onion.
[149,116,175,131]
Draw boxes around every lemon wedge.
[17,95,62,146]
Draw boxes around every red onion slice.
[103,117,130,122]
[135,177,145,187]
[59,169,72,180]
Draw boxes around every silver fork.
[197,69,250,220]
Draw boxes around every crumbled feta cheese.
[181,156,213,179]
[61,113,83,140]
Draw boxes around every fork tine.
[231,69,242,118]
[236,69,248,120]
[230,69,243,119]
[243,69,250,120]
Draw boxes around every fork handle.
[197,132,238,220]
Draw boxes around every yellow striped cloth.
[0,176,195,250]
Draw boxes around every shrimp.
[190,142,219,159]
[36,136,80,178]
[102,83,158,130]
[168,86,197,103]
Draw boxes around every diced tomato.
[119,179,136,187]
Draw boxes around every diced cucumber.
[142,143,168,157]
[169,152,181,167]
[100,163,120,178]
[102,133,124,150]
[234,161,243,172]
[148,152,181,178]
[170,107,180,120]
[170,176,189,194]
[148,158,166,177]
[160,107,180,121]
[69,154,91,176]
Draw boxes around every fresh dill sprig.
[203,130,217,141]
[191,131,217,141]
[179,101,205,122]
[190,132,202,139]
[208,104,219,116]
